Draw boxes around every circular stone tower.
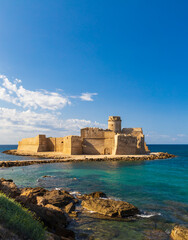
[108,116,122,133]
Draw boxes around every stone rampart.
[62,136,82,155]
[18,135,48,152]
[113,135,138,155]
[81,128,115,155]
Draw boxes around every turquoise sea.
[0,145,188,240]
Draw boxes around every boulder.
[0,178,21,198]
[20,201,75,238]
[64,202,75,213]
[170,225,188,240]
[0,179,75,239]
[82,191,107,199]
[45,204,63,212]
[17,187,48,204]
[82,198,139,218]
[36,190,78,208]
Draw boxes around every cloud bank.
[0,75,98,110]
[0,75,103,144]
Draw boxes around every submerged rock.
[170,225,188,240]
[144,229,169,240]
[42,175,53,178]
[82,198,139,218]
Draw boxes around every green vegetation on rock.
[0,192,46,240]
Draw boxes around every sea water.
[0,145,188,239]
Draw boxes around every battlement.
[108,116,121,121]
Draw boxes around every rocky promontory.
[1,178,187,240]
[0,178,140,239]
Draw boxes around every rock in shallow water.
[78,191,107,200]
[82,198,139,218]
[170,225,188,240]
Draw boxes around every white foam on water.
[107,196,121,201]
[70,191,81,195]
[136,212,161,218]
[82,207,96,213]
[86,210,96,213]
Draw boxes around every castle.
[17,116,149,155]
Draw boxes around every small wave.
[55,187,62,190]
[136,212,161,218]
[83,208,96,213]
[70,191,81,196]
[87,210,96,213]
[106,196,122,201]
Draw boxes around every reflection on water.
[0,144,188,239]
[0,145,44,161]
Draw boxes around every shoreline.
[0,178,187,240]
[0,150,176,168]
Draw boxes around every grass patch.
[0,192,46,240]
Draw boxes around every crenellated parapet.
[108,116,122,133]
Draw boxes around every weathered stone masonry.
[17,116,149,155]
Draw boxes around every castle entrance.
[104,148,111,155]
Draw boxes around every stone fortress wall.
[17,116,149,155]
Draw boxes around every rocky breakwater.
[1,151,176,168]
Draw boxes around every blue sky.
[0,0,188,144]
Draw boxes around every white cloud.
[71,92,98,101]
[79,92,98,101]
[0,75,98,110]
[145,131,188,144]
[0,74,101,143]
[0,75,71,110]
[177,134,186,137]
[0,86,19,105]
[0,107,106,144]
